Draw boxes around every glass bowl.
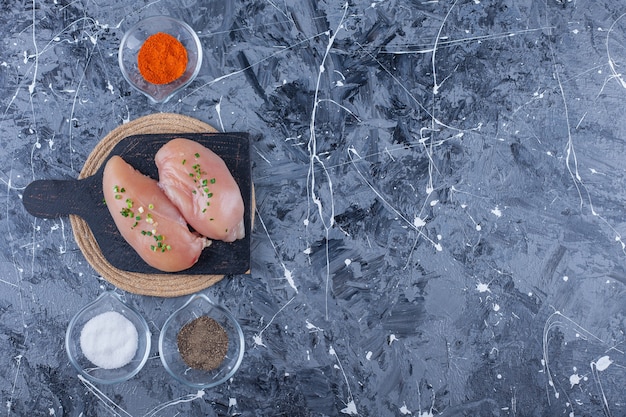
[118,16,203,103]
[159,293,244,388]
[65,291,151,384]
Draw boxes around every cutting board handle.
[23,177,100,219]
[20,133,251,276]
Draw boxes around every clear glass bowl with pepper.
[159,293,245,388]
[65,291,152,384]
[118,16,203,104]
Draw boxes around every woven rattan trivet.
[70,113,232,297]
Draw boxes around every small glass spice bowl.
[65,291,152,385]
[118,15,203,104]
[159,293,244,388]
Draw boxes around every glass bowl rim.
[117,15,203,104]
[158,293,245,388]
[65,291,152,385]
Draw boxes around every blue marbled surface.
[1,0,626,416]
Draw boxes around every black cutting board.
[22,133,251,275]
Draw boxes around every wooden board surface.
[23,132,251,275]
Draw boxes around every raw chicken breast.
[155,138,245,242]
[103,156,209,272]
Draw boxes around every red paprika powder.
[137,32,188,85]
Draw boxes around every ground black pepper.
[177,315,228,371]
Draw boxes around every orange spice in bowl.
[138,32,188,85]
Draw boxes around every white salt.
[80,311,138,369]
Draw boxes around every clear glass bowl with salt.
[65,291,151,384]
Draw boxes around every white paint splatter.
[491,206,502,217]
[366,351,372,360]
[252,334,266,347]
[215,96,225,132]
[389,334,399,344]
[348,147,442,252]
[143,390,205,416]
[344,258,352,266]
[340,400,358,415]
[476,282,491,293]
[594,356,612,371]
[283,265,298,293]
[399,404,412,414]
[493,303,500,312]
[78,374,141,415]
[569,373,581,387]
[228,398,237,407]
[254,297,296,348]
[306,320,323,332]
[413,216,426,227]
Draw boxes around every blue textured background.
[1,0,625,415]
